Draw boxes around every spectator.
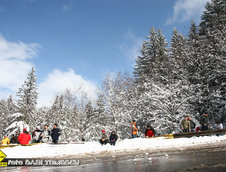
[137,126,141,137]
[10,134,18,144]
[109,131,118,146]
[213,120,223,129]
[51,124,61,144]
[18,128,31,145]
[32,127,42,143]
[40,124,51,143]
[15,132,20,143]
[181,116,191,132]
[200,113,209,131]
[188,116,196,132]
[99,130,108,145]
[196,126,202,132]
[1,136,10,145]
[145,125,155,138]
[130,120,137,138]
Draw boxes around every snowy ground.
[2,135,226,159]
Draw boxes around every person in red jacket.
[18,128,31,145]
[145,125,155,138]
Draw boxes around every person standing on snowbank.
[188,116,196,132]
[18,128,31,145]
[137,126,141,137]
[180,116,191,132]
[200,113,209,131]
[109,131,118,146]
[99,130,108,145]
[130,120,137,138]
[51,124,61,144]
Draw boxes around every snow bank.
[2,135,226,158]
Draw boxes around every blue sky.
[0,0,210,106]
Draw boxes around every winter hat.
[23,128,27,131]
[102,130,105,133]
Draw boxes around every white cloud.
[119,29,142,62]
[0,33,39,98]
[166,0,211,24]
[0,34,39,61]
[0,59,32,91]
[0,34,96,107]
[38,69,97,107]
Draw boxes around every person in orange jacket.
[130,120,137,138]
[18,128,31,145]
[1,136,10,145]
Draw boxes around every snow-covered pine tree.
[5,113,29,136]
[16,67,38,127]
[169,28,189,83]
[83,101,94,141]
[60,89,78,141]
[97,73,135,139]
[186,21,209,119]
[68,87,93,141]
[134,42,149,83]
[198,0,226,122]
[143,80,192,134]
[48,94,67,141]
[155,29,169,85]
[133,27,174,135]
[187,21,201,85]
[35,106,49,127]
[0,99,8,139]
[0,96,18,138]
[109,72,135,139]
[134,27,159,83]
[4,96,20,136]
[6,95,18,116]
[87,90,108,141]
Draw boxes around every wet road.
[2,144,226,172]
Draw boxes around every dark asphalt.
[1,142,226,172]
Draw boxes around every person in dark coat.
[15,132,20,143]
[200,113,209,131]
[10,134,18,144]
[51,124,61,144]
[188,116,196,132]
[18,128,31,145]
[109,131,118,146]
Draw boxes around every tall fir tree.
[17,67,38,126]
[197,0,226,121]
